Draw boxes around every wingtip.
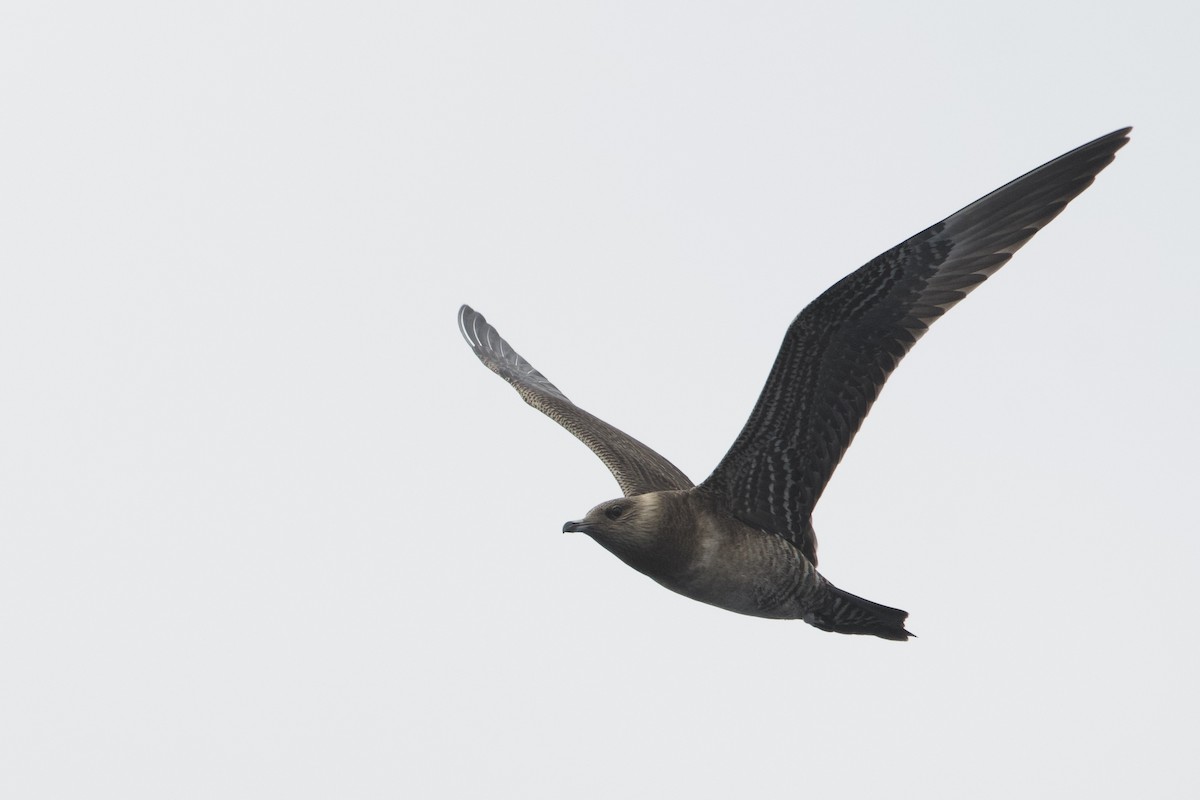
[457,304,483,347]
[1093,126,1132,156]
[1110,126,1133,148]
[1079,126,1132,158]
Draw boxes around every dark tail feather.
[804,584,914,641]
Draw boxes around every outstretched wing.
[700,127,1131,564]
[459,305,694,497]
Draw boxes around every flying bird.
[458,128,1130,640]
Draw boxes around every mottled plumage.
[459,128,1130,640]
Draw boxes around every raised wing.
[458,305,694,497]
[700,127,1131,564]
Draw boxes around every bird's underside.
[458,127,1130,640]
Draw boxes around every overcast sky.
[2,2,1197,798]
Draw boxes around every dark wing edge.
[700,127,1131,564]
[458,305,694,497]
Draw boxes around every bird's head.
[562,490,697,578]
[562,494,661,549]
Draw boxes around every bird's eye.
[605,505,624,520]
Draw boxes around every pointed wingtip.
[457,304,487,350]
[1091,126,1133,160]
[1072,126,1132,164]
[1108,125,1132,148]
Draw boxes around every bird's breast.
[650,512,820,620]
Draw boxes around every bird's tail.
[804,583,914,641]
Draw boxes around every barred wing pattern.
[459,305,694,497]
[700,128,1130,565]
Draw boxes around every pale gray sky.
[2,2,1197,798]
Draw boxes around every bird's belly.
[652,530,816,620]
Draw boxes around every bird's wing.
[700,127,1130,565]
[459,305,694,497]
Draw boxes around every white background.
[2,2,1197,797]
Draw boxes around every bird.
[458,127,1130,641]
